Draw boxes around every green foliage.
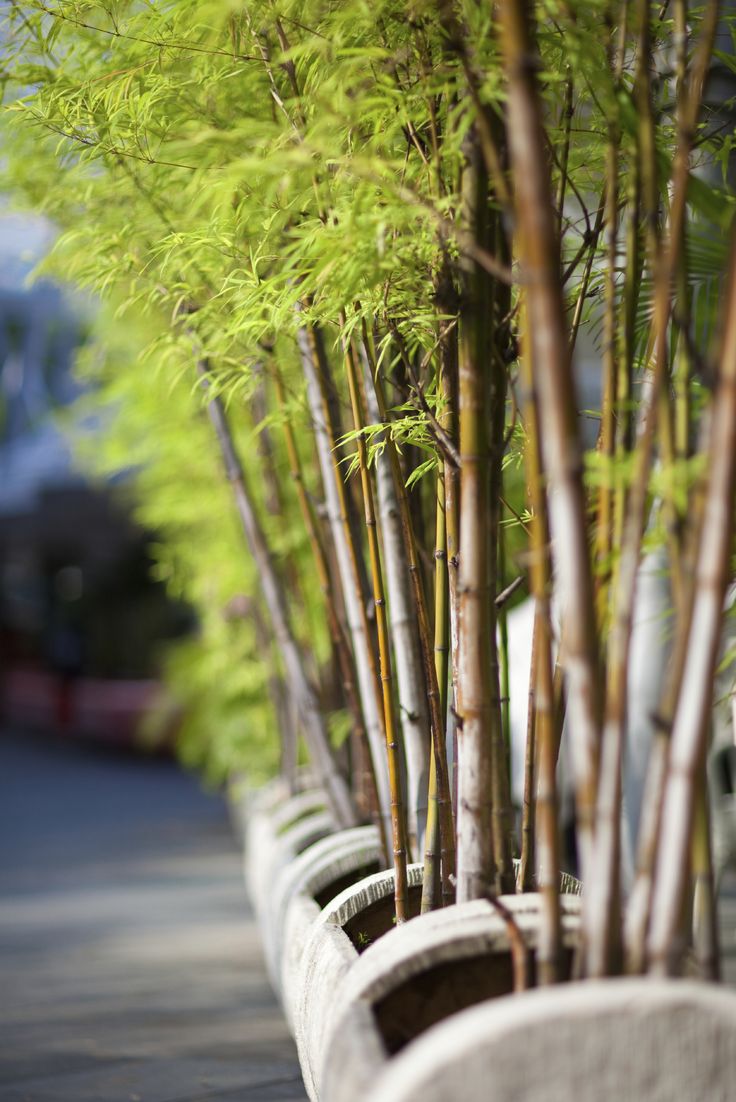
[2,0,733,783]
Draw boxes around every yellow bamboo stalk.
[421,453,450,913]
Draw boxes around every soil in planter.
[373,945,575,1055]
[313,861,382,910]
[344,882,424,952]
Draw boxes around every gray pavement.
[0,729,306,1102]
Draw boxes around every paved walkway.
[0,729,306,1102]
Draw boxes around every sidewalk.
[0,729,306,1102]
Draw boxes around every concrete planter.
[321,893,582,1102]
[228,769,316,843]
[293,862,425,1101]
[236,784,735,1102]
[244,787,335,926]
[357,977,736,1102]
[272,825,383,1014]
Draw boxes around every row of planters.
[4,0,736,1096]
[235,776,736,1100]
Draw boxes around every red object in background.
[0,666,179,750]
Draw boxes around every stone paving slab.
[0,729,306,1102]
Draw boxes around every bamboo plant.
[2,0,735,990]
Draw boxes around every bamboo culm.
[272,362,384,836]
[198,360,357,829]
[360,342,431,860]
[455,129,512,901]
[499,0,602,894]
[298,321,394,850]
[366,342,457,906]
[344,339,410,922]
[646,232,736,975]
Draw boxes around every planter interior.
[373,896,579,1056]
[321,893,581,1102]
[294,863,424,1101]
[272,825,383,1012]
[343,879,424,952]
[361,978,736,1102]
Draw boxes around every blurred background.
[0,207,194,752]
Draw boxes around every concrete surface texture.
[360,978,736,1102]
[0,728,307,1102]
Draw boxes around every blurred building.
[0,212,191,744]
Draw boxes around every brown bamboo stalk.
[499,0,602,891]
[344,340,409,922]
[434,0,511,211]
[271,362,383,834]
[197,360,357,829]
[672,0,692,538]
[518,297,562,983]
[588,0,720,978]
[647,231,736,975]
[297,321,393,845]
[691,763,720,980]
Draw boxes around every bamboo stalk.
[344,339,409,922]
[364,333,457,906]
[489,219,517,893]
[455,129,496,902]
[197,360,357,829]
[437,283,461,738]
[593,16,621,629]
[519,607,538,893]
[555,74,574,231]
[271,361,383,832]
[421,441,450,912]
[297,321,393,847]
[612,162,641,566]
[518,297,562,983]
[360,342,431,860]
[623,467,707,972]
[646,231,736,976]
[586,9,627,978]
[589,0,720,978]
[455,128,513,901]
[691,764,720,980]
[499,0,602,892]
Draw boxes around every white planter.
[244,788,334,921]
[321,893,582,1102]
[293,863,425,1101]
[228,769,317,842]
[270,825,383,1013]
[358,978,736,1102]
